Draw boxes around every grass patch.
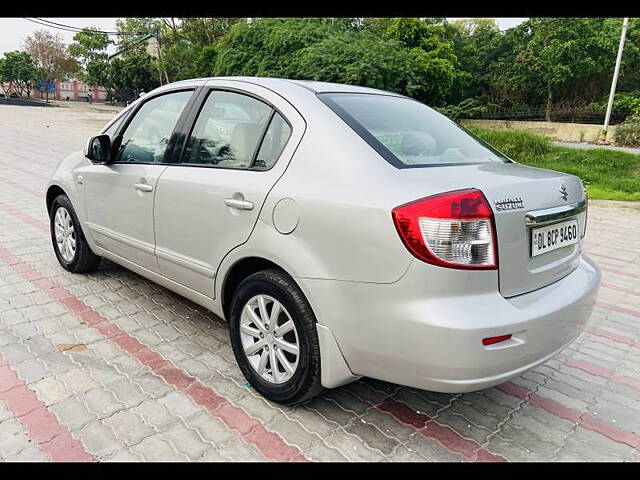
[468,126,640,201]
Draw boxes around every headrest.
[400,131,437,156]
[228,123,261,166]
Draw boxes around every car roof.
[157,76,401,97]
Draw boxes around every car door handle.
[224,198,254,210]
[134,183,153,192]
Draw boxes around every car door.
[153,82,305,297]
[78,89,195,272]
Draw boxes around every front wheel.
[50,194,101,273]
[228,269,323,405]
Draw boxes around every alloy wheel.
[239,294,300,384]
[54,206,76,262]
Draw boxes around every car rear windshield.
[318,93,511,168]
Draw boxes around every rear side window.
[319,93,510,168]
[254,113,292,170]
[182,91,273,168]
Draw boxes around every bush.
[614,115,640,147]
[587,91,640,117]
[466,127,552,161]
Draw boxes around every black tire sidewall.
[49,195,90,272]
[229,270,320,404]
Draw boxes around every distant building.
[1,78,109,103]
[54,78,108,102]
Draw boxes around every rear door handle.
[224,198,254,210]
[134,183,153,192]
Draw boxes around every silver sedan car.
[46,77,601,404]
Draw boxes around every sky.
[0,17,529,56]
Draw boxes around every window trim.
[318,92,511,169]
[173,87,293,172]
[100,109,130,137]
[106,87,199,166]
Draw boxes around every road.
[554,141,640,155]
[1,104,640,462]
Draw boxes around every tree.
[210,18,459,105]
[166,17,242,45]
[284,31,430,100]
[68,28,110,68]
[498,18,640,120]
[444,18,504,105]
[114,18,165,51]
[24,30,77,102]
[0,51,40,99]
[379,18,459,104]
[68,28,112,95]
[121,53,161,94]
[156,17,244,81]
[211,18,343,77]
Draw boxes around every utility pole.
[603,17,629,142]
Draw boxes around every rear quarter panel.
[233,100,415,285]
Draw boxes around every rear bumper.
[301,255,600,393]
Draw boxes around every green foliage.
[587,91,640,116]
[68,28,111,86]
[69,28,110,63]
[436,98,486,121]
[614,115,640,147]
[158,39,202,81]
[70,16,640,117]
[113,54,160,96]
[467,127,552,159]
[0,50,40,98]
[470,127,640,201]
[114,18,165,51]
[211,18,339,77]
[194,45,218,77]
[285,31,418,95]
[210,18,457,105]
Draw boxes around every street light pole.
[603,17,629,142]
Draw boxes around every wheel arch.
[46,184,67,214]
[220,256,291,320]
[220,254,359,392]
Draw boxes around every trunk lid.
[396,162,586,297]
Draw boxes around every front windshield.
[319,93,510,168]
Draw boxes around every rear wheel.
[228,269,323,405]
[50,194,101,273]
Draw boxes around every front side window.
[319,93,510,168]
[103,111,127,139]
[182,91,273,168]
[115,90,193,164]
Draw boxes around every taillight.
[392,188,498,269]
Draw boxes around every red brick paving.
[0,354,93,462]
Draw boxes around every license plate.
[531,219,579,257]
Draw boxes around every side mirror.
[84,134,113,163]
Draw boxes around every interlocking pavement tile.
[103,410,155,447]
[558,425,636,462]
[130,434,189,462]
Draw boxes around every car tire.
[50,194,101,273]
[228,269,323,405]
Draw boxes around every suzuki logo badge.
[559,183,568,201]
